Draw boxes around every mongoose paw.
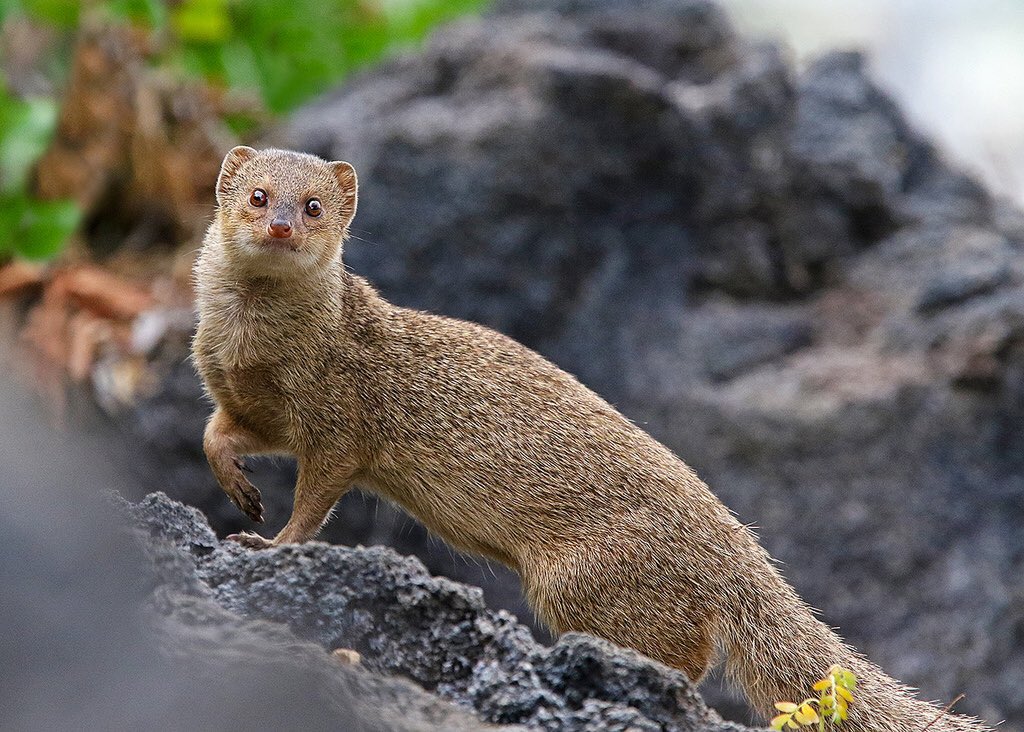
[226,531,274,550]
[226,472,264,523]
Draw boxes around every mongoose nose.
[268,219,293,239]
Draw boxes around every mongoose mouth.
[255,236,301,252]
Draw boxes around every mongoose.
[193,147,990,732]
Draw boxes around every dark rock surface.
[104,0,1020,727]
[122,491,749,732]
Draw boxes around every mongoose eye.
[249,189,268,207]
[305,198,323,217]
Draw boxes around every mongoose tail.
[721,551,989,732]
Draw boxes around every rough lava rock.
[123,492,751,732]
[106,0,1021,727]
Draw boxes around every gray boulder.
[125,492,750,732]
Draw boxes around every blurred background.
[2,0,1023,729]
[724,0,1024,205]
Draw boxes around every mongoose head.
[214,146,357,276]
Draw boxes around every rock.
[99,0,1018,727]
[124,492,750,732]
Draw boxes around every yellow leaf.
[837,686,855,703]
[812,679,831,692]
[771,714,791,730]
[787,718,800,729]
[775,702,799,713]
[795,703,819,724]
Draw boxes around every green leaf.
[172,0,230,43]
[0,193,28,255]
[107,0,168,26]
[16,197,80,260]
[0,92,58,193]
[220,39,263,92]
[20,0,79,27]
[795,703,818,725]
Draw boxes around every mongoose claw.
[226,531,274,550]
[226,472,264,523]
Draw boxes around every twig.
[921,694,965,732]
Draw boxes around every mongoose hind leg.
[524,543,717,683]
[203,408,271,523]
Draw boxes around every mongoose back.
[193,146,990,732]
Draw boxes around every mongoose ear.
[216,146,257,203]
[331,161,358,223]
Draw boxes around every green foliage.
[166,0,487,113]
[11,0,80,27]
[771,665,857,731]
[106,0,167,26]
[0,94,56,190]
[4,0,488,115]
[4,0,483,114]
[0,85,80,260]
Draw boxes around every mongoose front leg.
[230,456,355,550]
[203,408,275,523]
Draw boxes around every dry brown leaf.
[50,265,153,320]
[0,260,45,298]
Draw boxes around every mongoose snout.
[267,217,293,239]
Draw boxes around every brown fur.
[193,147,990,731]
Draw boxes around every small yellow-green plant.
[771,665,857,731]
